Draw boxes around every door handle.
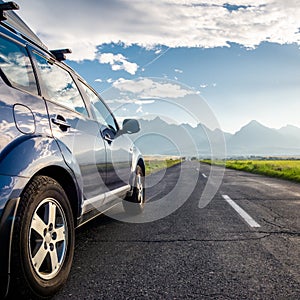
[103,133,113,144]
[51,115,71,131]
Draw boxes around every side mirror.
[122,119,140,134]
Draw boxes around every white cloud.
[98,53,138,75]
[134,100,155,105]
[112,78,196,99]
[106,97,155,104]
[17,0,300,61]
[107,78,114,83]
[175,69,183,73]
[95,78,102,83]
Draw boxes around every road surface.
[54,161,300,299]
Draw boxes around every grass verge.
[201,159,300,183]
[145,158,182,175]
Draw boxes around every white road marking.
[222,195,261,228]
[202,173,207,178]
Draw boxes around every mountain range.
[129,118,300,157]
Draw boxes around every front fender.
[132,145,144,174]
[129,145,144,190]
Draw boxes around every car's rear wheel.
[123,165,145,215]
[10,175,74,299]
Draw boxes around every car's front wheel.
[10,175,74,299]
[123,165,145,215]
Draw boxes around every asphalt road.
[54,161,300,299]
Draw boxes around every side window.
[0,35,38,94]
[33,53,88,116]
[78,81,118,132]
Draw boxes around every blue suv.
[0,1,145,298]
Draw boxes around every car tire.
[10,175,74,299]
[123,165,145,215]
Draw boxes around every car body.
[0,2,145,298]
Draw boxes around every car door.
[31,51,107,203]
[77,80,133,192]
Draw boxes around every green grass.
[201,159,300,183]
[145,158,182,175]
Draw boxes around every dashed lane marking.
[222,195,261,228]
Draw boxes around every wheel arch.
[137,158,145,176]
[34,165,81,226]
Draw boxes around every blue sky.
[18,0,300,133]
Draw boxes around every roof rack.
[50,49,72,61]
[0,1,48,51]
[0,1,19,21]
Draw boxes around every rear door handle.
[51,115,71,131]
